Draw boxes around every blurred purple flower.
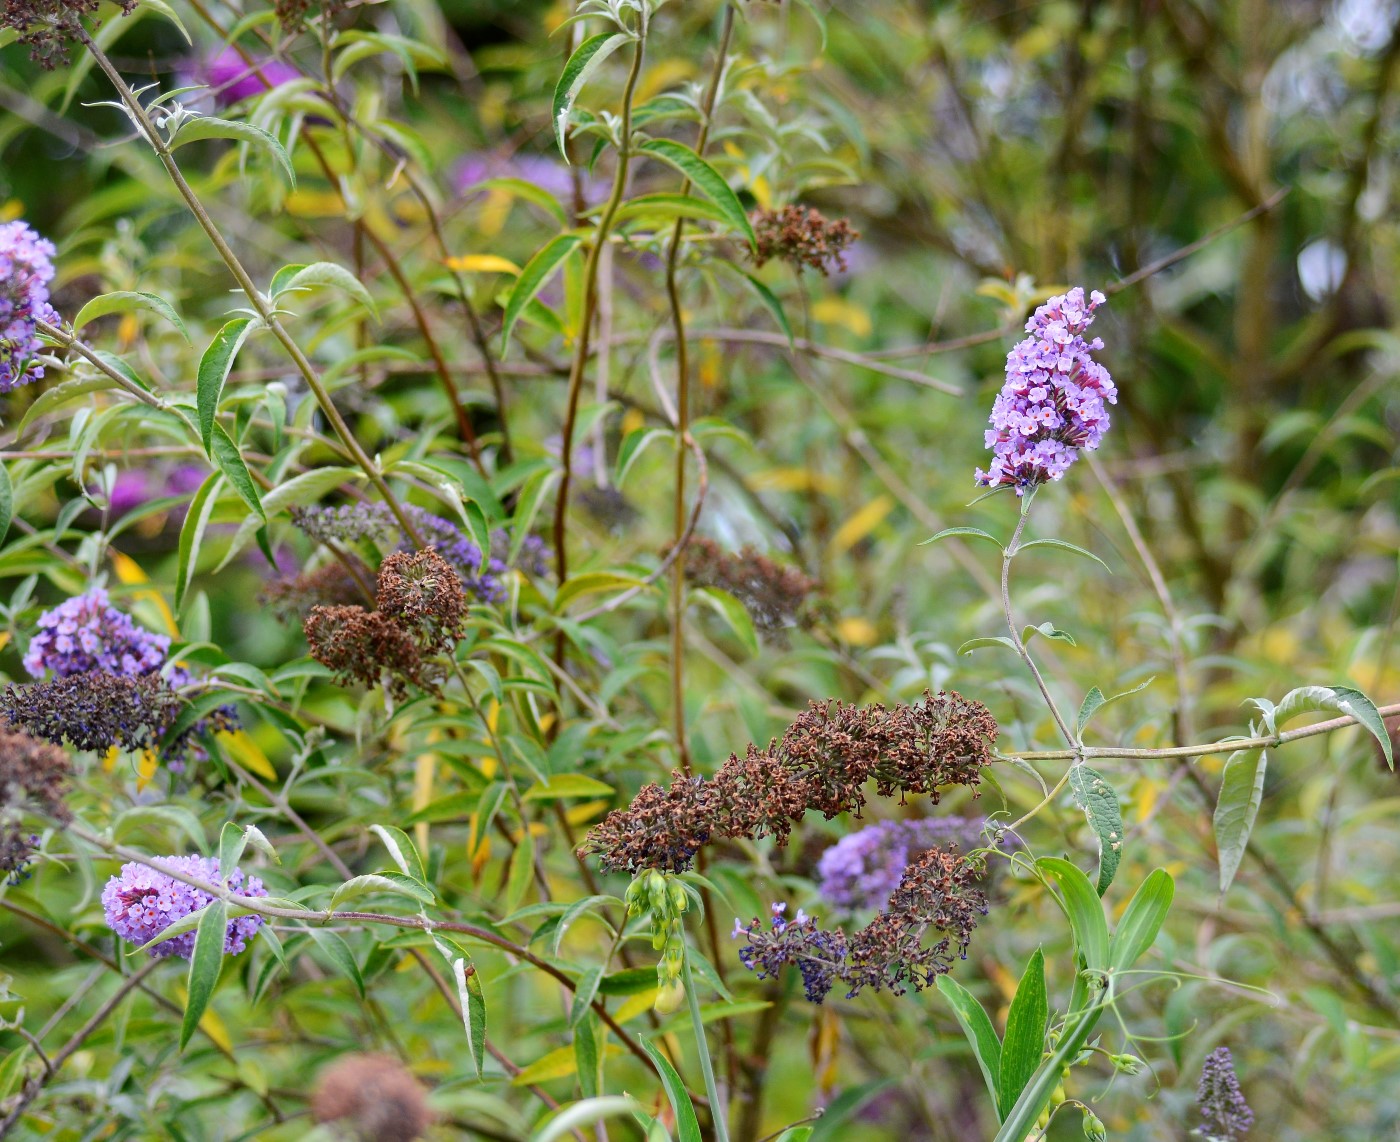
[205,47,298,105]
[816,817,988,913]
[453,150,602,206]
[1197,1047,1253,1140]
[975,286,1116,494]
[0,220,59,394]
[101,855,266,958]
[24,588,170,679]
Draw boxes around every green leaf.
[1108,868,1175,973]
[1035,857,1109,973]
[553,32,633,154]
[936,975,1002,1117]
[1016,538,1112,573]
[553,895,622,958]
[16,376,120,436]
[1022,621,1076,647]
[638,1038,703,1142]
[1075,677,1154,738]
[721,262,794,348]
[523,774,616,801]
[691,585,760,656]
[574,1013,602,1099]
[1275,684,1393,769]
[73,290,190,343]
[215,466,361,572]
[501,233,583,353]
[569,964,604,1028]
[450,956,488,1078]
[1213,747,1267,896]
[175,471,220,613]
[0,462,13,546]
[1068,766,1124,895]
[171,116,296,186]
[638,138,757,250]
[615,193,732,227]
[112,804,207,850]
[369,824,426,883]
[919,526,1003,549]
[533,1098,641,1142]
[957,635,1018,656]
[615,427,671,487]
[218,820,247,882]
[180,900,228,1049]
[554,570,648,612]
[270,261,378,320]
[307,929,364,997]
[996,948,1047,1119]
[329,874,436,910]
[467,177,570,224]
[209,423,264,522]
[505,829,536,913]
[197,318,257,455]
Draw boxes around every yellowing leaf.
[136,749,158,792]
[512,1045,577,1085]
[827,494,893,558]
[810,297,872,338]
[564,798,611,826]
[413,752,436,857]
[445,254,521,275]
[284,190,347,218]
[0,632,10,654]
[835,617,878,646]
[110,550,149,584]
[615,988,661,1023]
[224,730,277,781]
[751,467,840,494]
[621,408,646,435]
[0,200,22,223]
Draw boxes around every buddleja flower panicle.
[0,728,72,883]
[23,587,170,679]
[1196,1046,1253,1140]
[0,220,58,390]
[975,286,1116,494]
[101,855,267,958]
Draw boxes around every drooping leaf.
[73,290,190,342]
[500,233,583,353]
[209,423,264,522]
[171,116,296,186]
[552,32,632,154]
[1213,747,1267,896]
[638,138,757,250]
[180,900,228,1049]
[197,318,257,455]
[269,261,377,319]
[1068,766,1124,895]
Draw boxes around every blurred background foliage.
[1,0,1399,1139]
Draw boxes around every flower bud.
[654,980,685,1014]
[1082,1109,1106,1141]
[1110,1053,1143,1075]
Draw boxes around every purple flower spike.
[0,220,59,394]
[23,588,171,679]
[1197,1046,1253,1140]
[975,286,1116,494]
[101,855,267,958]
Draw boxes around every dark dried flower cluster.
[290,502,548,604]
[0,728,71,883]
[273,0,342,32]
[0,0,137,67]
[261,560,367,622]
[735,844,989,1002]
[752,205,859,276]
[1197,1047,1253,1140]
[305,549,466,699]
[581,691,996,874]
[0,672,236,764]
[677,537,819,634]
[311,1053,432,1142]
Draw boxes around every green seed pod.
[1082,1109,1106,1141]
[668,880,688,915]
[654,980,685,1014]
[1110,1053,1144,1075]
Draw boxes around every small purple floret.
[975,286,1116,494]
[101,855,267,958]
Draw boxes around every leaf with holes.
[1068,765,1124,895]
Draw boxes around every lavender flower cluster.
[975,287,1117,494]
[101,855,267,958]
[0,221,58,394]
[23,587,170,678]
[1196,1047,1253,1140]
[289,503,548,605]
[816,817,989,912]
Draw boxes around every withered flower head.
[735,844,989,1002]
[303,549,467,699]
[0,728,71,882]
[261,560,367,623]
[1,0,137,68]
[580,691,996,875]
[752,205,859,276]
[376,548,466,649]
[311,1053,432,1142]
[677,537,819,634]
[2,672,182,754]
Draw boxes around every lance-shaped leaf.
[638,138,757,250]
[180,900,228,1049]
[996,948,1047,1120]
[500,233,583,353]
[171,116,296,186]
[269,261,377,320]
[552,32,632,154]
[638,1038,703,1142]
[73,290,190,342]
[197,317,257,455]
[1213,747,1267,896]
[1068,765,1124,895]
[1274,684,1393,769]
[209,423,265,523]
[936,975,1002,1116]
